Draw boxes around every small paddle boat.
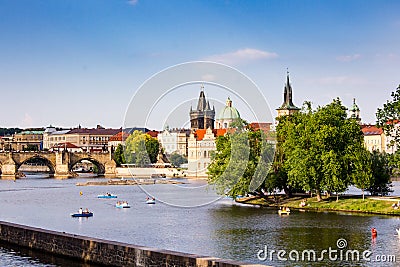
[278,207,290,215]
[70,210,93,217]
[115,201,130,208]
[97,193,117,199]
[146,198,156,204]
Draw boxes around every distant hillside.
[0,128,23,136]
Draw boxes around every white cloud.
[127,0,138,6]
[21,113,33,128]
[378,53,399,61]
[336,54,361,62]
[203,48,278,66]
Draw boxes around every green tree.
[124,131,160,166]
[351,147,373,200]
[207,128,274,197]
[367,151,392,196]
[113,144,126,167]
[0,128,22,136]
[376,84,400,148]
[145,134,160,163]
[264,111,303,197]
[169,152,187,167]
[281,99,366,201]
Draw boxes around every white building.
[43,127,70,150]
[187,128,227,177]
[157,127,189,156]
[43,125,120,152]
[382,122,400,154]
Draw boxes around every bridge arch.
[69,158,105,176]
[17,156,56,176]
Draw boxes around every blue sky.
[1,0,399,129]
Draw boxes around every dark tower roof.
[190,88,215,130]
[278,73,300,111]
[196,91,206,111]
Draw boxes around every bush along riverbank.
[239,195,400,216]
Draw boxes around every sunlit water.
[1,174,400,267]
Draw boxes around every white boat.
[146,199,156,204]
[396,228,400,236]
[115,202,130,208]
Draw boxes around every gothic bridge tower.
[190,87,215,130]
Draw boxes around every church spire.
[196,90,207,111]
[190,85,215,130]
[277,70,300,117]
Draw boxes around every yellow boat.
[278,208,291,215]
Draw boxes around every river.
[1,174,400,266]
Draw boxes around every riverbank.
[240,195,400,216]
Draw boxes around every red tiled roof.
[194,128,227,141]
[109,131,129,141]
[249,122,272,131]
[215,128,228,137]
[68,128,120,135]
[51,142,79,149]
[361,125,383,136]
[147,130,159,138]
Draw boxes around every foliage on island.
[207,119,275,197]
[113,144,126,167]
[168,152,187,168]
[123,130,160,167]
[208,98,393,201]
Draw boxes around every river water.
[1,174,400,267]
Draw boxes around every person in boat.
[79,208,83,214]
[152,197,155,200]
[84,208,89,214]
[107,192,111,196]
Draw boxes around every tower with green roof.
[216,97,240,129]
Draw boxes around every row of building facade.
[0,74,396,176]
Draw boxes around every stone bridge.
[0,151,116,179]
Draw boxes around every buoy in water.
[371,228,377,237]
[79,191,83,196]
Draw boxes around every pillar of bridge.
[104,159,117,177]
[54,151,72,179]
[1,153,16,180]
